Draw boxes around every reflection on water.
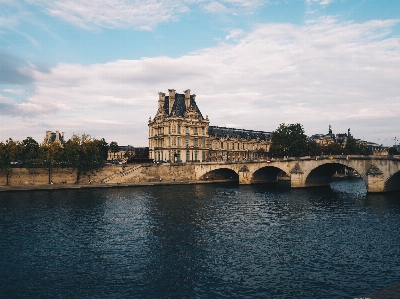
[0,180,400,299]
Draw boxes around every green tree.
[388,147,399,155]
[63,134,103,183]
[94,138,109,161]
[345,136,372,155]
[321,143,348,155]
[269,123,307,157]
[0,138,24,185]
[37,142,63,183]
[22,137,40,167]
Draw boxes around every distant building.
[42,131,65,146]
[107,146,149,163]
[310,126,390,156]
[148,89,271,162]
[107,145,134,162]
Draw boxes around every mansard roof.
[209,126,271,141]
[163,93,204,119]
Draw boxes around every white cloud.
[202,1,228,13]
[306,0,334,5]
[31,0,189,30]
[0,94,15,103]
[1,17,400,146]
[2,89,25,95]
[225,28,244,40]
[27,0,266,30]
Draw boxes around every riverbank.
[0,179,237,192]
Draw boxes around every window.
[194,138,198,147]
[202,151,205,161]
[186,126,189,134]
[195,151,198,161]
[202,127,205,135]
[177,137,181,146]
[186,151,190,161]
[176,151,181,162]
[177,125,181,134]
[202,139,206,148]
[194,127,197,134]
[186,138,189,146]
[168,137,171,146]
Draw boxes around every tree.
[94,138,109,161]
[388,147,399,155]
[0,138,24,185]
[38,142,63,184]
[63,134,103,183]
[269,123,307,157]
[321,143,348,155]
[345,136,372,155]
[22,137,40,167]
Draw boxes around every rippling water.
[1,180,400,298]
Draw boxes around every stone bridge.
[194,155,400,193]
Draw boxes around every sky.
[1,0,399,147]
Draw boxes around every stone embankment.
[0,163,207,191]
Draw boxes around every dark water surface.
[1,180,400,298]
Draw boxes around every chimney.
[62,132,65,141]
[55,130,60,142]
[158,92,165,110]
[184,89,191,109]
[168,89,175,115]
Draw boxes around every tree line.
[269,123,399,158]
[0,134,117,185]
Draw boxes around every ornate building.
[148,89,271,162]
[42,131,65,146]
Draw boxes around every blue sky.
[1,0,399,146]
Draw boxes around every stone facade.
[148,89,271,162]
[43,131,65,146]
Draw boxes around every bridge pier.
[290,173,306,188]
[238,172,251,184]
[366,172,386,193]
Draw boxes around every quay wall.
[0,164,198,187]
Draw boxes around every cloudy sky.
[1,0,399,146]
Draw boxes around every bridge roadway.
[194,155,400,193]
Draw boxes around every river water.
[1,180,400,299]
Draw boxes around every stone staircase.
[102,164,142,184]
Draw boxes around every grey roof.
[163,93,204,119]
[209,126,271,141]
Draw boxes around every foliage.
[22,137,40,167]
[95,138,109,161]
[388,147,399,155]
[0,134,110,185]
[109,141,119,153]
[63,134,104,182]
[320,143,348,155]
[344,136,372,155]
[0,139,24,185]
[269,123,307,157]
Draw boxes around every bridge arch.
[384,170,400,192]
[305,161,366,188]
[252,166,289,184]
[200,167,239,183]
